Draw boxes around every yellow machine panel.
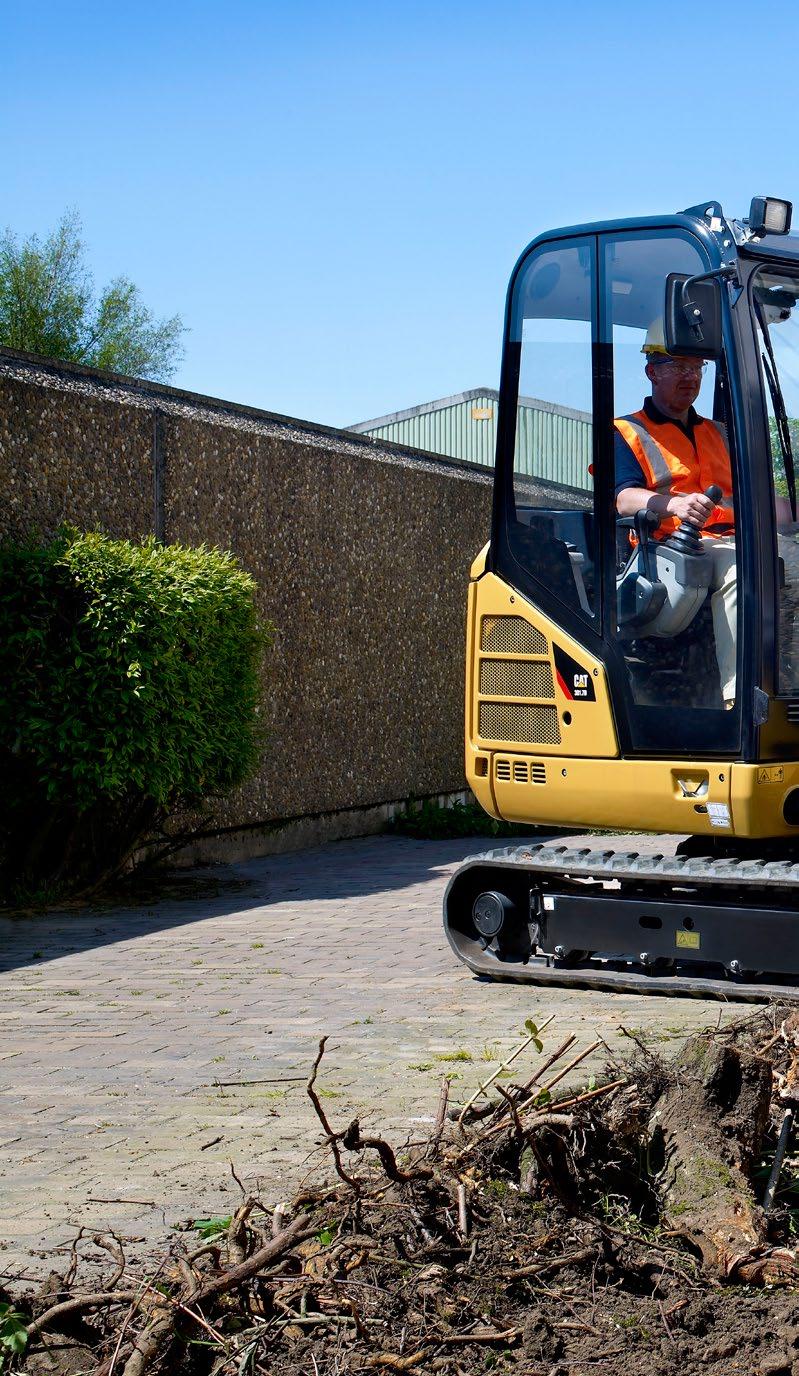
[730,763,799,838]
[490,754,733,835]
[466,572,619,774]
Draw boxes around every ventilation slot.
[479,702,561,745]
[512,760,528,783]
[481,615,547,656]
[788,701,799,724]
[531,762,547,785]
[495,759,512,781]
[480,658,554,699]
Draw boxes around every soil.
[10,1010,799,1376]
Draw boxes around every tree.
[0,211,186,382]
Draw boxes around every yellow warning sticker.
[676,929,701,950]
[758,766,785,784]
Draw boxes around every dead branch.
[26,1290,141,1340]
[429,1076,450,1157]
[341,1119,432,1183]
[307,1036,361,1193]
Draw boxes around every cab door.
[599,228,741,756]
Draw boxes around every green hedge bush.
[0,528,271,899]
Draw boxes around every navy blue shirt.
[615,397,703,497]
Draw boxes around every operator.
[614,320,737,707]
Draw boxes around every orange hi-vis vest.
[614,409,734,540]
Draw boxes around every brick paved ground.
[0,832,735,1279]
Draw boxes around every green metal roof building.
[348,387,591,491]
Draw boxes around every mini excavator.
[443,195,799,998]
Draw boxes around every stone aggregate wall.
[0,349,492,838]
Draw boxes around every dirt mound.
[9,1011,799,1376]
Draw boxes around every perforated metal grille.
[512,760,528,782]
[479,659,554,700]
[481,616,547,656]
[495,759,511,780]
[479,702,561,745]
[531,763,547,785]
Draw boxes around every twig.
[532,1039,603,1100]
[495,1083,525,1138]
[658,1298,674,1342]
[439,1326,522,1344]
[763,1107,794,1211]
[366,1352,431,1370]
[307,1037,361,1193]
[487,1034,577,1128]
[525,1112,575,1132]
[457,1015,555,1124]
[199,1137,223,1151]
[87,1198,156,1207]
[272,1203,288,1237]
[457,1183,468,1239]
[228,1198,255,1265]
[342,1118,432,1183]
[213,1076,307,1087]
[663,1298,689,1318]
[543,1079,626,1113]
[503,1245,598,1280]
[92,1232,126,1289]
[429,1076,450,1157]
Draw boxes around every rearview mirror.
[664,273,723,358]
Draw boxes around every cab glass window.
[507,239,596,620]
[604,231,737,717]
[753,268,799,695]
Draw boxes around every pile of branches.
[11,1011,799,1376]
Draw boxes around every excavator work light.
[749,195,792,236]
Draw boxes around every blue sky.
[4,0,799,429]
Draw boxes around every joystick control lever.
[664,484,723,556]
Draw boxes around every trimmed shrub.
[0,528,271,899]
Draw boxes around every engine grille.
[479,702,561,745]
[480,615,547,656]
[787,701,799,724]
[493,757,549,783]
[479,658,554,699]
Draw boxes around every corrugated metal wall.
[355,392,499,468]
[514,398,592,491]
[351,389,592,492]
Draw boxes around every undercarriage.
[443,842,799,1000]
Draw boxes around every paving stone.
[0,831,735,1278]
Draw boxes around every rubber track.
[445,843,799,1001]
[462,842,799,890]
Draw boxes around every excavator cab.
[445,197,799,996]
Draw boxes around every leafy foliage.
[0,1304,28,1366]
[193,1216,233,1239]
[0,529,270,897]
[0,211,185,381]
[388,797,543,840]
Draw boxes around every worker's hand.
[665,492,715,527]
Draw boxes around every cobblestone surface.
[0,833,732,1278]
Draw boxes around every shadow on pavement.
[0,832,544,975]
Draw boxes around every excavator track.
[443,843,799,1001]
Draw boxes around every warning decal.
[758,766,785,784]
[553,645,596,701]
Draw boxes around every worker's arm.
[616,486,714,527]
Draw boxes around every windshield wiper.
[756,300,798,520]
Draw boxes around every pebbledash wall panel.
[0,350,496,843]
